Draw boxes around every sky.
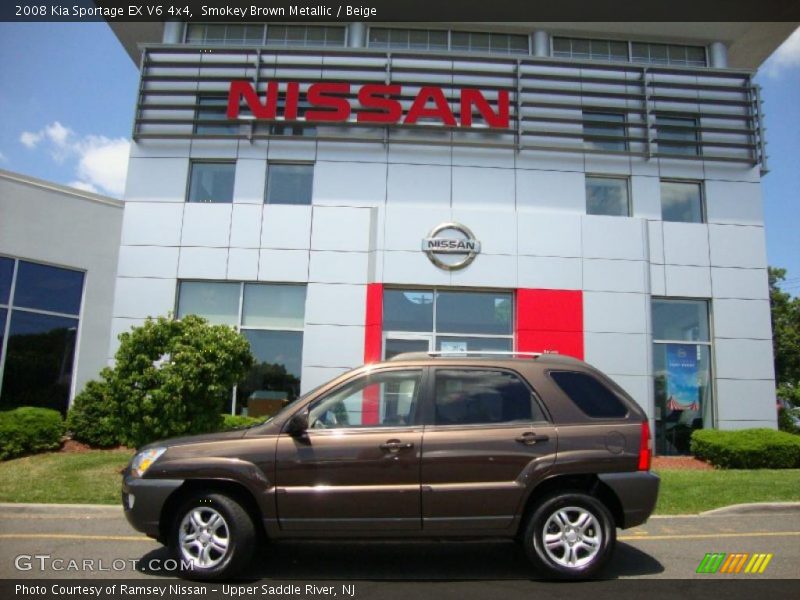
[0,22,798,291]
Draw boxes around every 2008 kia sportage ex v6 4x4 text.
[122,351,659,580]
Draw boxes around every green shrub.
[219,414,266,431]
[778,407,799,435]
[66,380,121,448]
[66,315,253,448]
[0,407,65,460]
[691,428,800,469]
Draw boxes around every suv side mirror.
[286,410,309,435]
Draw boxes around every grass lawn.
[0,449,133,505]
[1,450,799,513]
[654,469,800,514]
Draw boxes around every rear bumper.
[599,471,660,529]
[122,475,183,538]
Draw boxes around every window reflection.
[187,162,235,203]
[652,299,712,456]
[661,180,704,223]
[236,330,303,417]
[436,291,512,335]
[1,311,78,413]
[266,163,314,205]
[0,258,84,414]
[0,257,13,305]
[383,290,434,332]
[14,261,84,315]
[176,281,306,416]
[382,288,514,358]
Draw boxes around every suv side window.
[549,370,628,418]
[308,370,422,429]
[432,369,545,426]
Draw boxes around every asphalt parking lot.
[0,503,797,592]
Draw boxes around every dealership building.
[10,19,777,455]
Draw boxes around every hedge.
[0,407,65,461]
[691,428,800,469]
[219,414,267,431]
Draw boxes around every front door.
[275,368,425,533]
[421,367,557,533]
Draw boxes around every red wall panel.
[362,283,384,424]
[516,289,584,359]
[363,282,384,363]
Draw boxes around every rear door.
[420,367,557,533]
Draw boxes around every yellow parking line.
[620,531,800,541]
[0,533,148,541]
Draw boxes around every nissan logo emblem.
[421,223,481,271]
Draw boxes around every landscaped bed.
[1,447,798,514]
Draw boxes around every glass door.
[383,333,433,360]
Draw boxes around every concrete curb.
[701,502,800,516]
[0,503,121,513]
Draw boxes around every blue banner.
[666,343,700,412]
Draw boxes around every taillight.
[638,419,652,471]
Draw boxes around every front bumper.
[122,475,183,538]
[599,471,660,529]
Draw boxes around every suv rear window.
[433,369,545,425]
[549,371,628,418]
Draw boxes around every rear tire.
[169,492,255,580]
[523,492,615,580]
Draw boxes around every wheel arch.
[518,473,625,535]
[158,479,266,545]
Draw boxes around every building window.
[661,180,704,223]
[195,95,238,135]
[187,161,235,203]
[185,23,265,45]
[382,289,513,358]
[176,281,306,415]
[656,115,700,156]
[552,37,706,67]
[368,28,528,55]
[185,24,347,47]
[265,163,313,205]
[261,98,317,138]
[586,176,631,217]
[583,111,627,151]
[369,27,448,51]
[450,31,529,55]
[0,256,84,415]
[652,298,712,455]
[266,25,346,47]
[552,37,629,62]
[632,42,706,67]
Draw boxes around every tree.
[67,315,253,447]
[769,267,800,431]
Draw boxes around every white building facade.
[110,22,795,454]
[0,170,123,415]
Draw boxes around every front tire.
[170,492,255,580]
[523,492,616,580]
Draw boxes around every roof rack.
[388,350,558,361]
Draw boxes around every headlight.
[130,447,166,477]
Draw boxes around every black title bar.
[1,0,799,22]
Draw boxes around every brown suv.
[122,352,659,580]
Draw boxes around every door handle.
[515,432,550,445]
[380,440,414,451]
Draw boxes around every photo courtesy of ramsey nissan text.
[1,1,799,598]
